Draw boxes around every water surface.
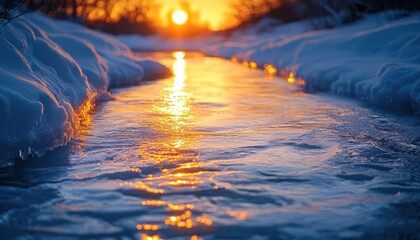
[1,52,419,239]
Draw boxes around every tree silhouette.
[230,0,420,28]
[0,0,160,35]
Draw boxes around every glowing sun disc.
[172,10,188,25]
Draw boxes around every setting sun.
[172,10,188,25]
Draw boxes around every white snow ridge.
[0,13,170,166]
[204,13,420,113]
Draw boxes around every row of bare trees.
[230,0,281,26]
[1,0,159,35]
[230,0,420,29]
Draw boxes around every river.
[1,52,419,239]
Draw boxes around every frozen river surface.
[1,52,419,239]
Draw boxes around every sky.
[156,0,231,30]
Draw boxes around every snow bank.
[205,13,420,113]
[0,13,170,166]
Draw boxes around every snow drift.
[204,13,420,113]
[0,13,170,166]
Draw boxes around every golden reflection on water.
[132,52,210,239]
[286,72,306,86]
[230,59,308,86]
[227,210,249,221]
[125,53,314,238]
[161,51,191,124]
[140,234,162,240]
[75,94,96,155]
[264,64,277,75]
[136,51,195,166]
[250,61,258,69]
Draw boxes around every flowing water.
[1,52,419,240]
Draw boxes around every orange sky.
[156,0,231,30]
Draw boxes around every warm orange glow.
[287,72,306,86]
[76,96,96,130]
[122,181,164,194]
[141,200,166,207]
[250,61,258,69]
[173,51,186,60]
[172,10,188,25]
[264,64,277,75]
[227,210,249,221]
[191,236,204,240]
[137,224,160,231]
[164,210,195,229]
[75,95,97,155]
[287,72,296,84]
[168,203,195,211]
[140,234,162,240]
[195,214,213,226]
[157,0,229,30]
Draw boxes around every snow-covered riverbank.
[119,12,420,113]
[0,13,170,166]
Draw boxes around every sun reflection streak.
[160,51,191,124]
[131,52,215,236]
[137,51,194,164]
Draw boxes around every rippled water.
[1,52,419,240]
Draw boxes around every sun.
[172,10,188,25]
